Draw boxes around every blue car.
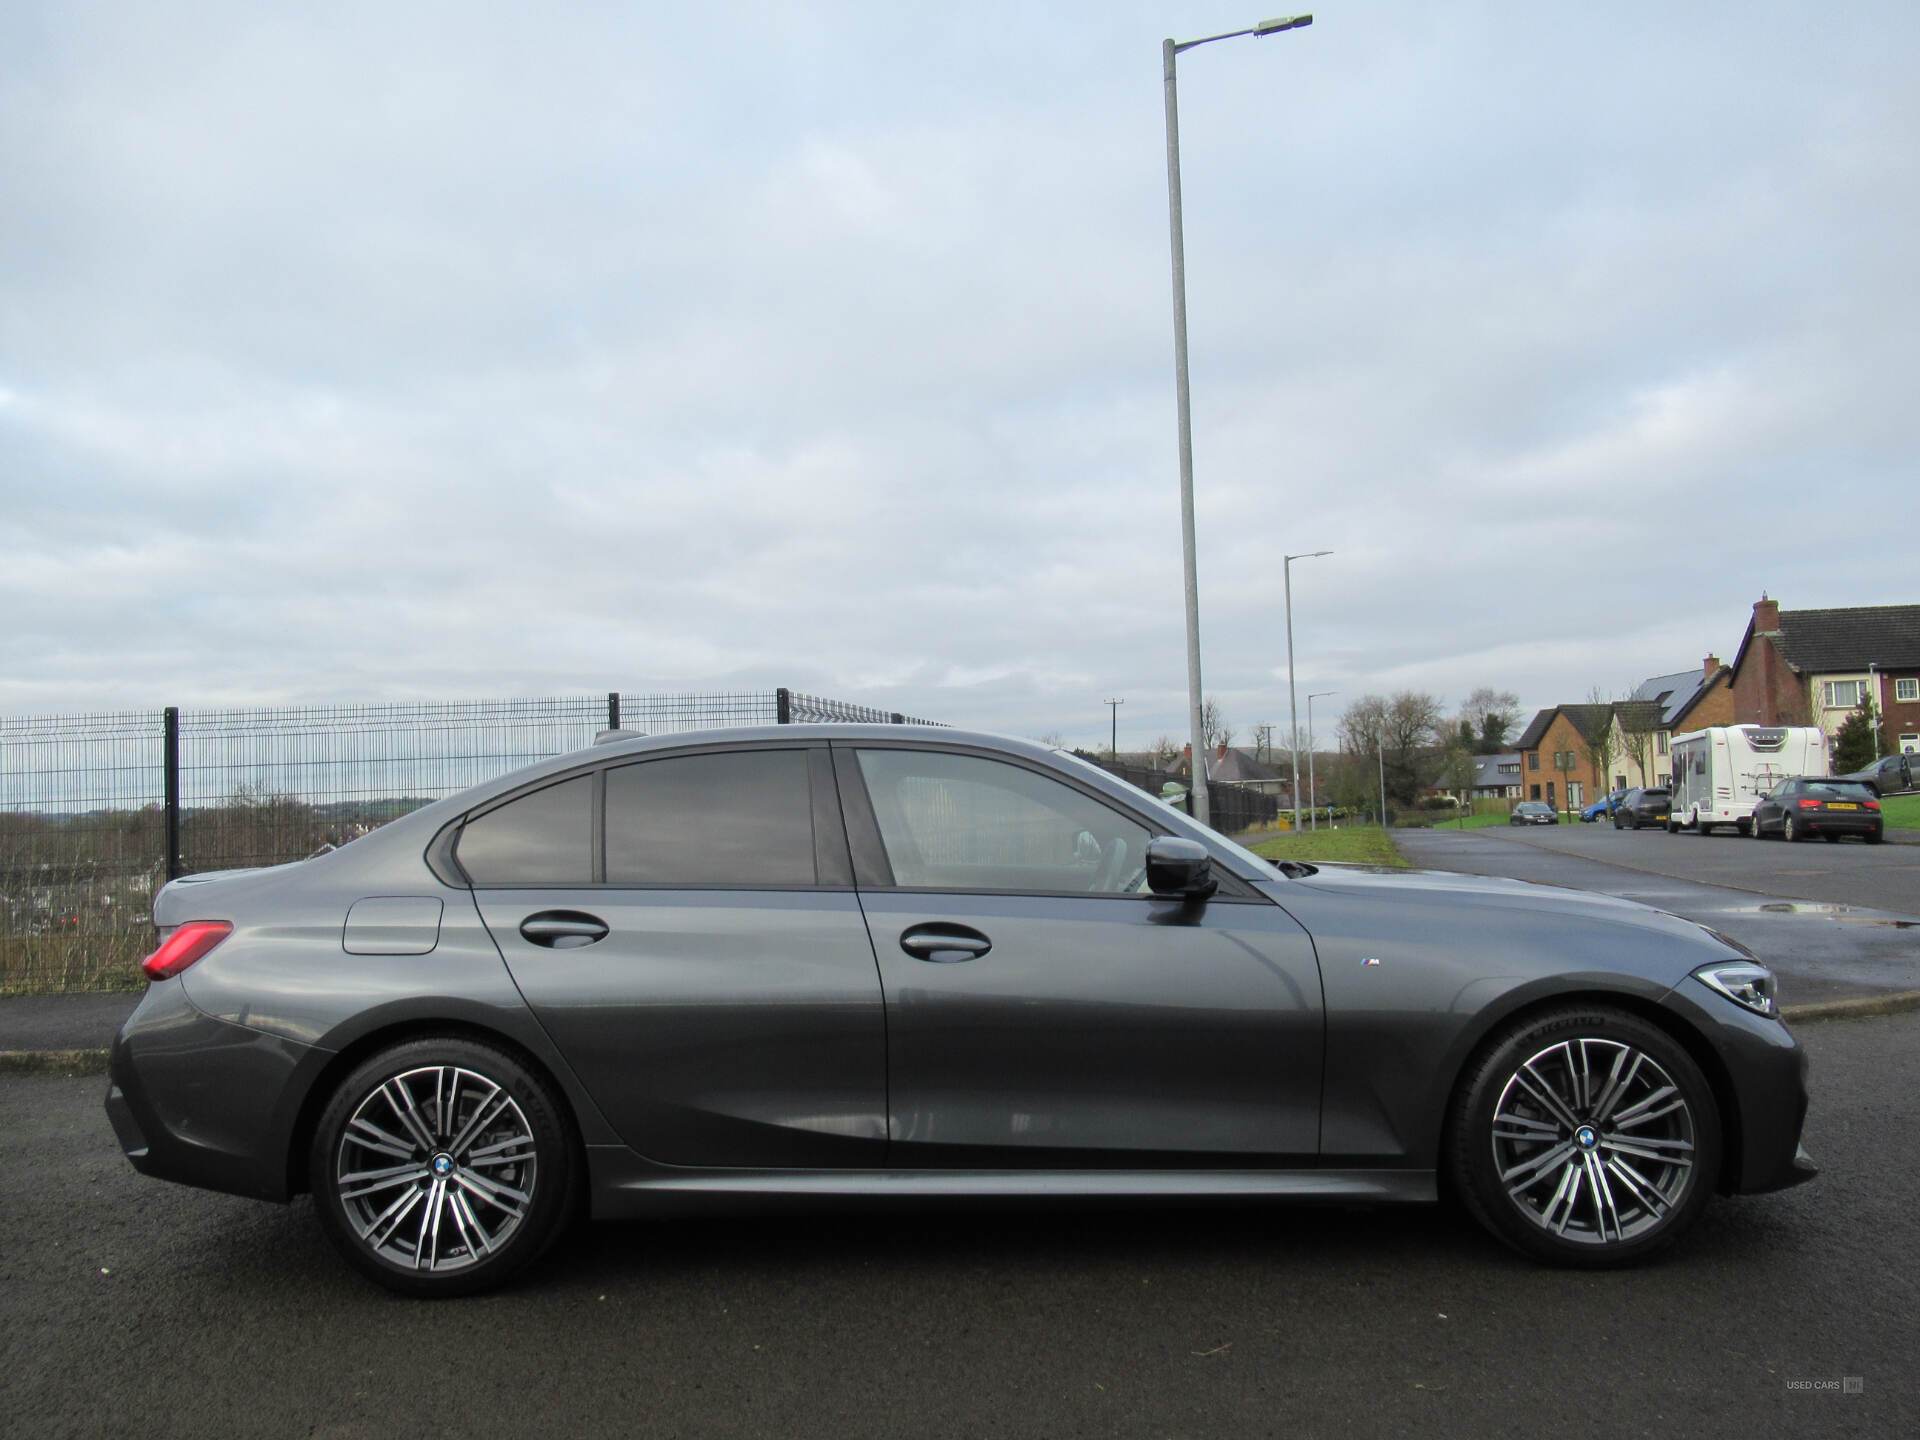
[1581,791,1629,823]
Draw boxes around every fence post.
[608,691,620,732]
[776,688,791,725]
[163,706,181,881]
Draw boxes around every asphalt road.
[1395,825,1920,1006]
[3,1013,1915,1439]
[1450,818,1920,917]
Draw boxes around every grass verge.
[1879,793,1920,830]
[1243,826,1408,868]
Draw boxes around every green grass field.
[1245,826,1408,868]
[1880,792,1920,830]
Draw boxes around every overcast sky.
[2,1,1909,752]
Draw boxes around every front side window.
[606,749,816,887]
[855,749,1151,894]
[458,775,594,885]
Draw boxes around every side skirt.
[584,1147,1435,1219]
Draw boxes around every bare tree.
[1150,735,1182,770]
[1573,688,1621,809]
[1200,696,1228,754]
[1617,699,1660,788]
[1458,687,1521,754]
[1338,691,1444,806]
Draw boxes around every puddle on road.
[1729,901,1919,928]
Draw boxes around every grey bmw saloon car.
[107,726,1814,1295]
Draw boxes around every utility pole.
[1104,698,1124,758]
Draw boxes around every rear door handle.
[520,911,609,949]
[899,924,992,963]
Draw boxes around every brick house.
[1628,656,1735,786]
[1726,597,1920,754]
[1513,705,1625,812]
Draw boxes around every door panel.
[480,890,887,1166]
[857,890,1324,1165]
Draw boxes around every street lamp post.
[1163,13,1313,828]
[1283,548,1332,831]
[1306,690,1336,830]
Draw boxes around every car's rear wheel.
[1448,1006,1720,1266]
[309,1037,578,1297]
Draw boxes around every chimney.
[1216,740,1228,760]
[1703,653,1720,681]
[1753,595,1780,634]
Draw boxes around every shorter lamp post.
[1306,690,1336,830]
[1283,548,1333,833]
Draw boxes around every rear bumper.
[1795,814,1883,838]
[104,979,324,1202]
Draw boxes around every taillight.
[141,921,233,980]
[1864,799,1881,810]
[1796,799,1821,809]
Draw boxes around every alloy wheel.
[1489,1037,1697,1247]
[333,1064,539,1274]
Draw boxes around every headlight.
[1694,960,1778,1018]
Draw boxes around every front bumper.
[105,978,325,1202]
[1659,980,1816,1194]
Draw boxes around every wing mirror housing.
[1145,836,1216,899]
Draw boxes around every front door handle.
[899,924,992,963]
[520,911,609,949]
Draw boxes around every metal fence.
[1082,755,1281,835]
[0,687,937,993]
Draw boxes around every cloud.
[1,0,1913,751]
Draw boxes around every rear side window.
[606,749,816,887]
[457,775,594,885]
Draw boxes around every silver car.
[107,726,1814,1295]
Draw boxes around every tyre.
[1447,1005,1720,1266]
[309,1037,579,1297]
[1736,818,1752,837]
[1784,815,1801,843]
[1747,815,1764,839]
[1867,830,1884,845]
[1696,810,1713,836]
[1665,816,1679,834]
[1612,813,1623,829]
[1626,813,1639,831]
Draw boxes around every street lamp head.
[1254,15,1313,35]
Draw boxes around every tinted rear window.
[1804,781,1876,800]
[458,775,594,885]
[605,749,816,887]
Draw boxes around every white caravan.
[1668,725,1828,835]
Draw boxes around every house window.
[1569,782,1583,807]
[1655,732,1668,755]
[1897,678,1919,703]
[1822,680,1863,710]
[1530,784,1541,800]
[1528,752,1539,771]
[1614,774,1626,793]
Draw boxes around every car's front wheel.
[1448,1005,1720,1266]
[309,1037,579,1297]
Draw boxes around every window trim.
[830,739,1266,903]
[450,740,852,892]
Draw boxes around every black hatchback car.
[1749,777,1884,843]
[1612,788,1672,830]
[1509,801,1559,825]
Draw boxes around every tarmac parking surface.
[1394,824,1920,1006]
[3,1013,1917,1438]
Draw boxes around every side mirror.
[1145,836,1216,899]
